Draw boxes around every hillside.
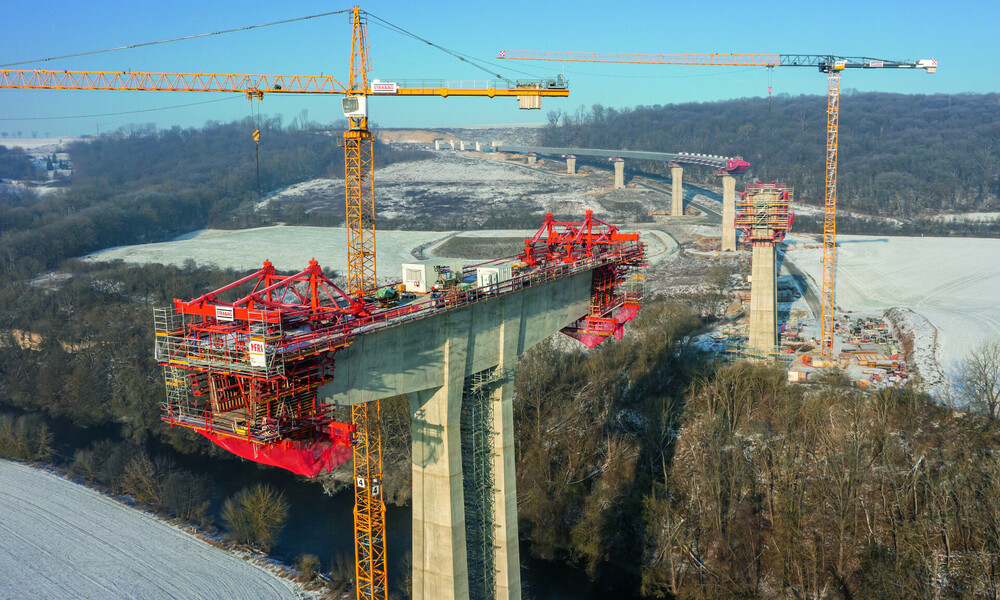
[543,92,1000,218]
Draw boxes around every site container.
[476,265,513,292]
[402,263,429,293]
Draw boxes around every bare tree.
[956,340,1000,420]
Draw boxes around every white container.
[476,265,512,292]
[402,263,429,293]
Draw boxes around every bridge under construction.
[155,211,646,600]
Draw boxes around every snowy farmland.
[85,224,672,287]
[258,151,667,223]
[86,226,454,285]
[784,234,1000,373]
[0,460,300,600]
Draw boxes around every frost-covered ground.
[932,211,1000,223]
[85,226,454,286]
[0,460,301,600]
[258,152,663,223]
[784,234,1000,375]
[85,224,672,288]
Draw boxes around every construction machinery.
[497,50,935,358]
[0,9,568,600]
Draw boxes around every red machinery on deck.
[523,211,646,348]
[155,213,645,476]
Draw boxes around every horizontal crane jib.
[0,70,569,98]
[498,145,750,173]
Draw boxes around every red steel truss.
[519,211,647,348]
[155,214,647,476]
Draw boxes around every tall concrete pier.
[671,165,684,216]
[527,153,537,165]
[612,159,625,188]
[748,244,777,350]
[321,272,593,600]
[735,181,793,353]
[566,155,577,174]
[721,174,737,251]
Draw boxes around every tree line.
[0,117,426,281]
[543,93,1000,218]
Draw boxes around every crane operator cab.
[342,95,367,118]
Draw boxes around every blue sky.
[1,0,994,137]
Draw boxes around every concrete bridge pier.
[612,159,625,188]
[566,156,576,174]
[435,140,441,151]
[748,243,777,351]
[475,142,482,152]
[460,141,466,151]
[527,153,537,165]
[721,174,737,251]
[450,140,456,151]
[671,165,684,216]
[322,272,593,600]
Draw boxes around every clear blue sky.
[1,0,994,137]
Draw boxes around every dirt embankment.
[884,307,946,396]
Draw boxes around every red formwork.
[735,180,795,245]
[155,214,646,475]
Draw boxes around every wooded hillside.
[543,93,1000,216]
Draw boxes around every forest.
[543,92,1000,218]
[3,103,1000,597]
[0,118,425,280]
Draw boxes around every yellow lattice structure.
[352,400,386,600]
[820,72,840,359]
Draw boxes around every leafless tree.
[956,339,1000,421]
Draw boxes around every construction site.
[0,4,952,600]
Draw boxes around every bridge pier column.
[410,311,471,600]
[450,140,456,150]
[612,159,625,188]
[671,165,684,216]
[460,141,466,151]
[491,303,521,600]
[527,154,537,165]
[721,174,737,251]
[748,243,778,352]
[435,140,441,150]
[566,157,576,174]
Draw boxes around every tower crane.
[497,50,934,359]
[0,9,567,600]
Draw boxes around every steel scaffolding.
[462,366,503,600]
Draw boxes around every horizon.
[2,0,992,137]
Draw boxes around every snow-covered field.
[85,226,454,286]
[932,211,1000,223]
[0,137,81,152]
[785,234,1000,373]
[0,460,300,600]
[256,152,664,223]
[86,224,672,285]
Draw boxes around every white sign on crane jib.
[370,79,398,94]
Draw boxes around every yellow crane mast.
[499,50,934,358]
[0,9,568,600]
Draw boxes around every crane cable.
[248,97,262,200]
[364,12,522,84]
[0,10,351,68]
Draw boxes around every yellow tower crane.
[498,50,934,358]
[0,10,567,600]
